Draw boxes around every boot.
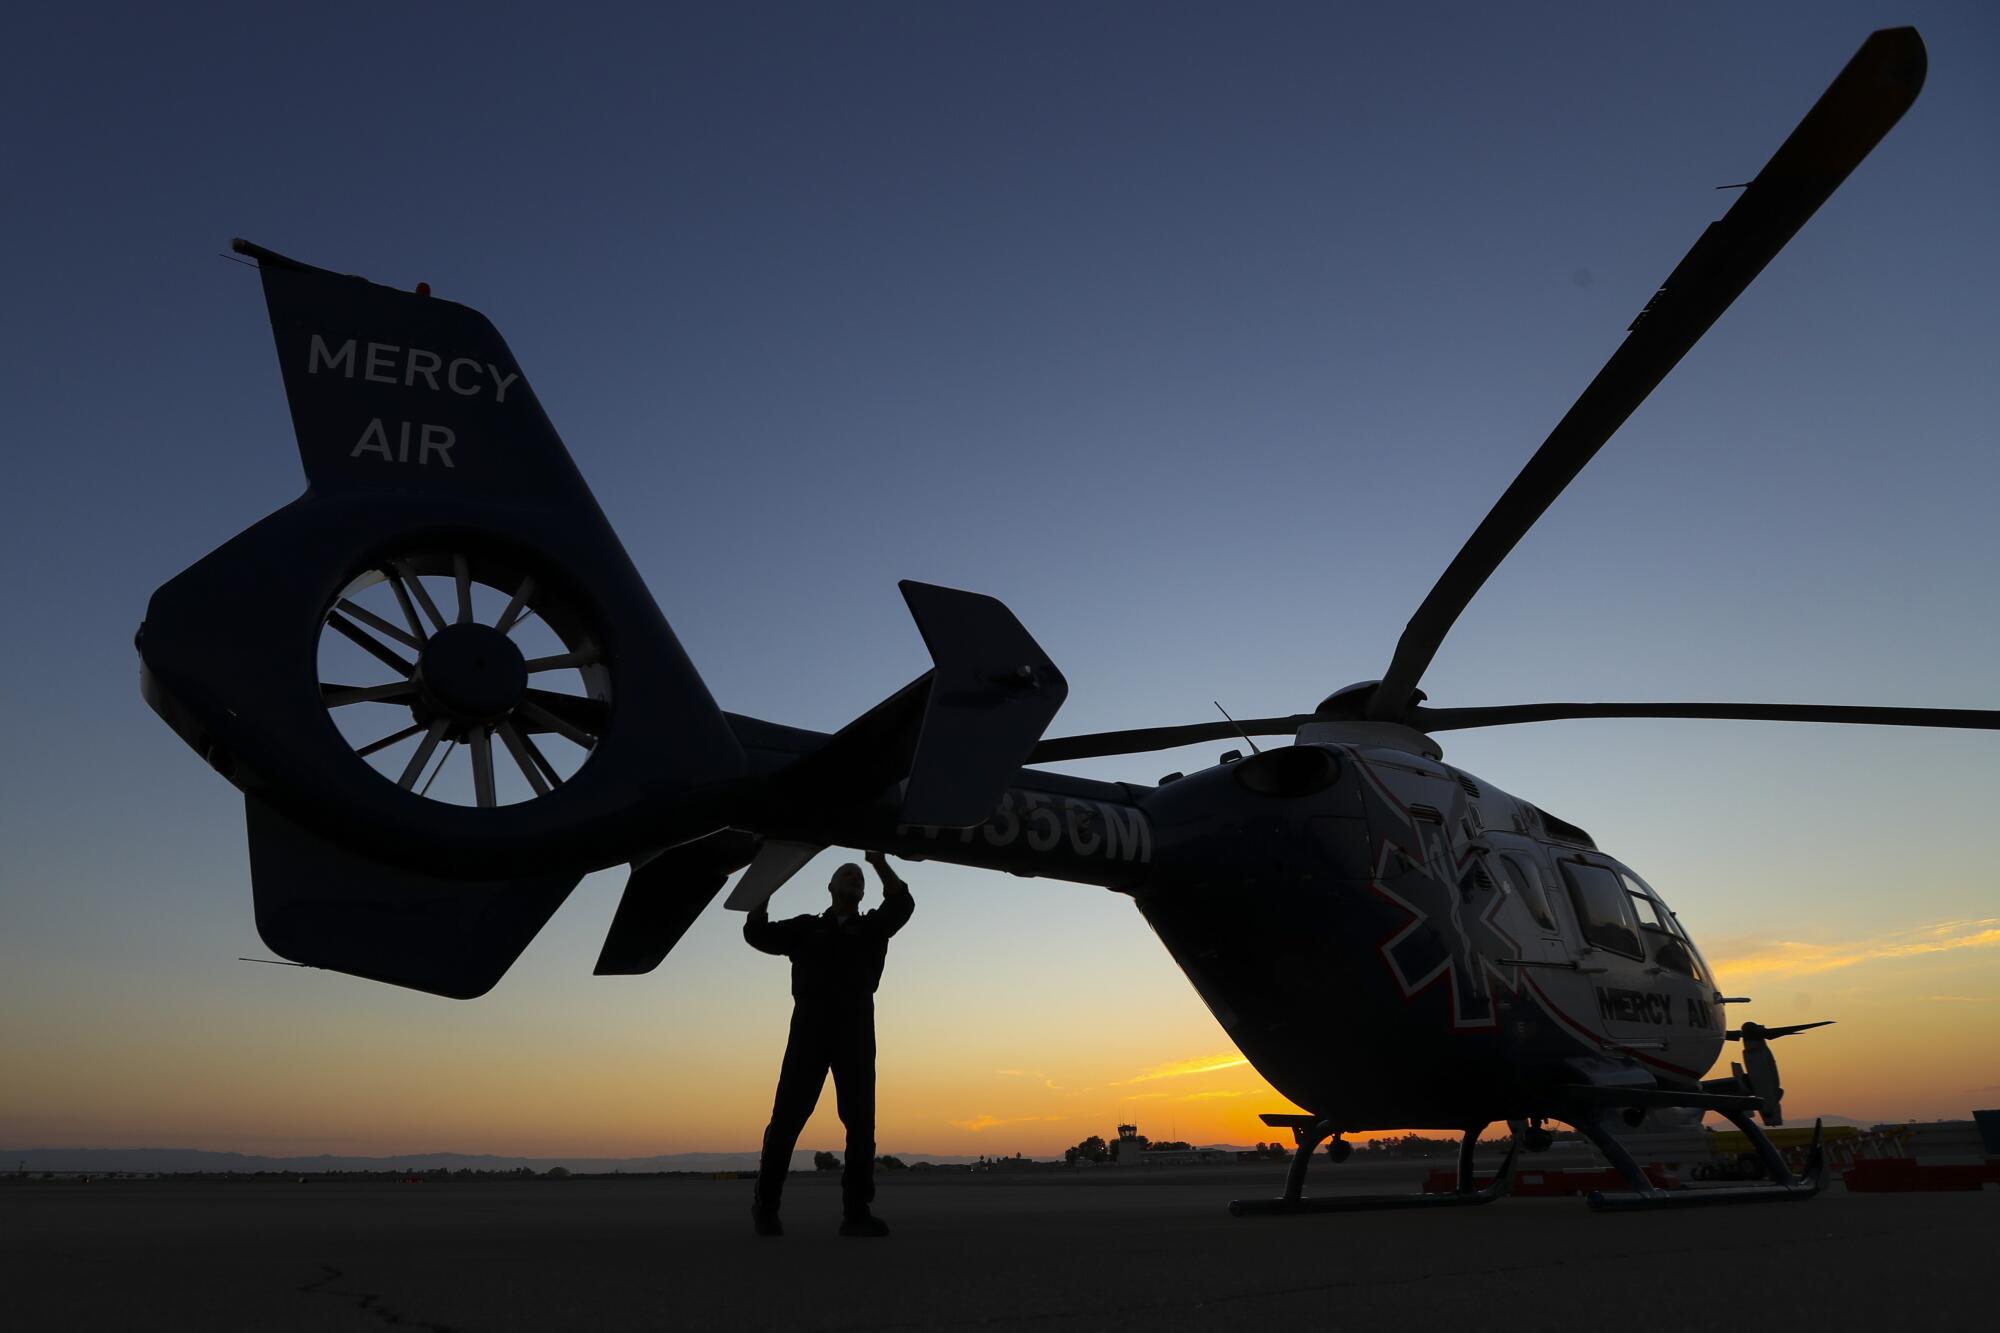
[838,1209,889,1238]
[750,1190,783,1237]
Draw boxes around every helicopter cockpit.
[1622,872,1706,982]
[1555,857,1706,982]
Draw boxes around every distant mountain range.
[5,1115,1906,1175]
[1,1147,991,1174]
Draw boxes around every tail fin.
[232,239,606,504]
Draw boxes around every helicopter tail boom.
[141,245,1075,993]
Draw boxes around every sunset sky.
[3,1,1996,1160]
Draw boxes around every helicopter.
[138,27,1987,1212]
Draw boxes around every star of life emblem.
[1355,759,1522,1030]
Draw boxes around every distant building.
[1135,1147,1231,1166]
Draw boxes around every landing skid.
[1585,1113,1826,1212]
[1229,1117,1517,1217]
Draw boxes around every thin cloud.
[1112,1054,1248,1085]
[1180,1089,1248,1101]
[994,1068,1067,1090]
[1708,918,2000,982]
[948,1114,1066,1133]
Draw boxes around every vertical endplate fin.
[897,580,1069,828]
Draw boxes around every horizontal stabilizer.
[768,675,932,810]
[594,830,759,975]
[898,580,1068,827]
[245,796,577,999]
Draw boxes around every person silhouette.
[745,850,913,1237]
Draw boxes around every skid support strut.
[1278,1117,1334,1202]
[1584,1115,1826,1212]
[1230,1120,1516,1217]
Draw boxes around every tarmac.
[3,1161,1990,1331]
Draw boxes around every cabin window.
[1498,855,1556,933]
[1560,861,1641,957]
[1650,933,1701,979]
[1625,883,1671,931]
[1620,872,1702,980]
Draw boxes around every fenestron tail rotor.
[317,551,611,807]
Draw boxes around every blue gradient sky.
[4,2,1996,1155]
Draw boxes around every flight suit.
[746,888,913,1217]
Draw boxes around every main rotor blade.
[1029,715,1312,764]
[1369,28,1926,721]
[1025,693,1998,762]
[1414,701,2000,733]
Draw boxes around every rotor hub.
[1314,681,1425,721]
[416,623,528,725]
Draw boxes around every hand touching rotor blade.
[1368,28,1926,722]
[1029,715,1312,764]
[1414,701,1999,733]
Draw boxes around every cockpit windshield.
[1618,870,1703,981]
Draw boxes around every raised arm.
[866,850,914,938]
[743,900,799,955]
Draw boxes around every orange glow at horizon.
[6,875,1995,1160]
